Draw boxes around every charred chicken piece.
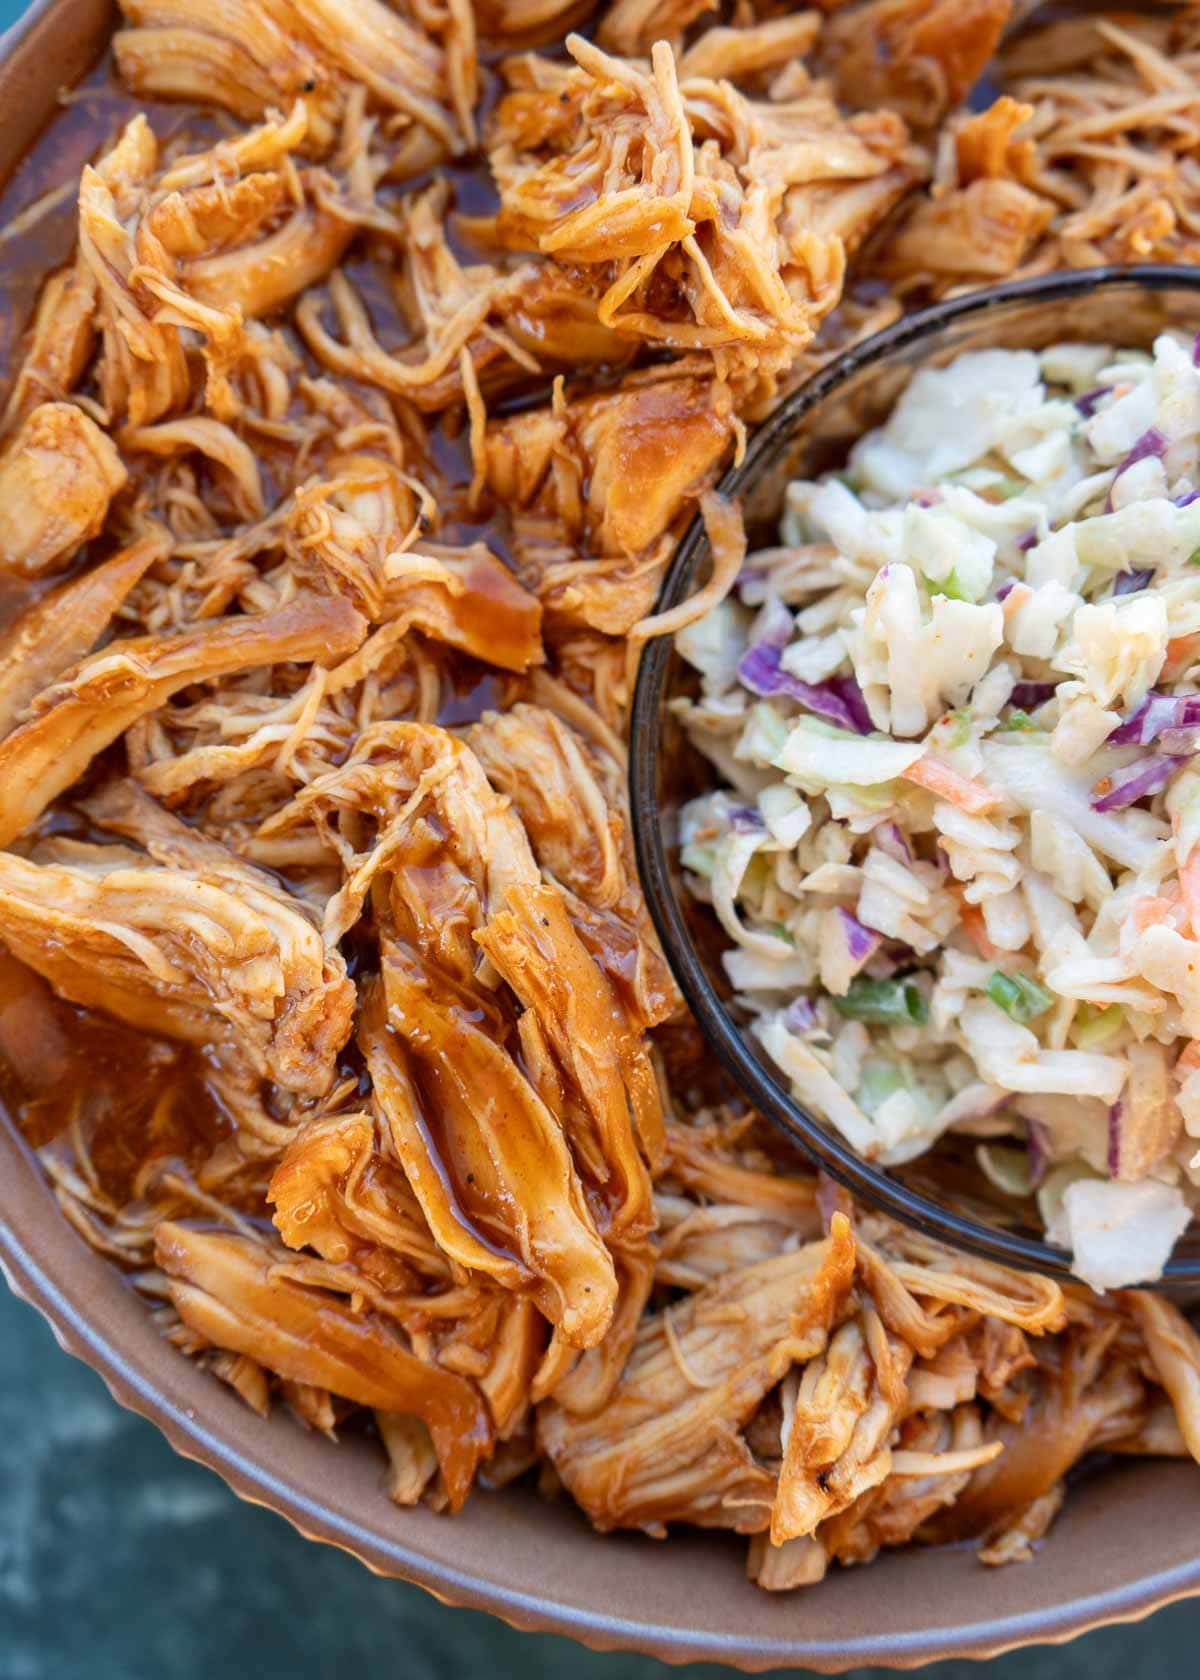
[468,701,680,1037]
[2,257,97,433]
[284,456,544,672]
[485,372,734,560]
[265,722,634,1346]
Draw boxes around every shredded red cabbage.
[1157,725,1200,757]
[1090,753,1185,812]
[736,642,873,735]
[1105,426,1168,512]
[1010,680,1056,710]
[1075,386,1111,418]
[1109,691,1200,745]
[838,906,880,965]
[995,579,1017,602]
[875,821,913,865]
[1193,330,1200,369]
[783,996,818,1033]
[1122,425,1168,468]
[1113,568,1154,596]
[728,804,765,834]
[1107,1101,1122,1178]
[828,675,874,734]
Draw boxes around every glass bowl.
[630,265,1200,1285]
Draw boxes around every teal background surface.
[0,0,1196,1672]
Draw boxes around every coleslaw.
[676,333,1200,1289]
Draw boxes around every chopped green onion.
[947,708,972,745]
[833,976,929,1028]
[1003,709,1042,733]
[986,970,1054,1024]
[1188,545,1200,567]
[930,570,969,602]
[928,709,971,751]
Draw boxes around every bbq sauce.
[0,945,231,1206]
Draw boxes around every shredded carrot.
[959,899,997,960]
[901,757,1001,815]
[1001,582,1031,623]
[1180,848,1200,937]
[1165,633,1200,676]
[1132,895,1177,933]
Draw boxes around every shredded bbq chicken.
[488,34,924,401]
[0,0,1199,1595]
[156,1220,492,1508]
[114,0,473,160]
[541,1216,857,1533]
[819,0,1013,131]
[876,14,1200,295]
[0,403,126,574]
[0,790,355,1096]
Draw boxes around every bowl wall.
[2,2,1200,1665]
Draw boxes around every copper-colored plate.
[2,0,1200,1666]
